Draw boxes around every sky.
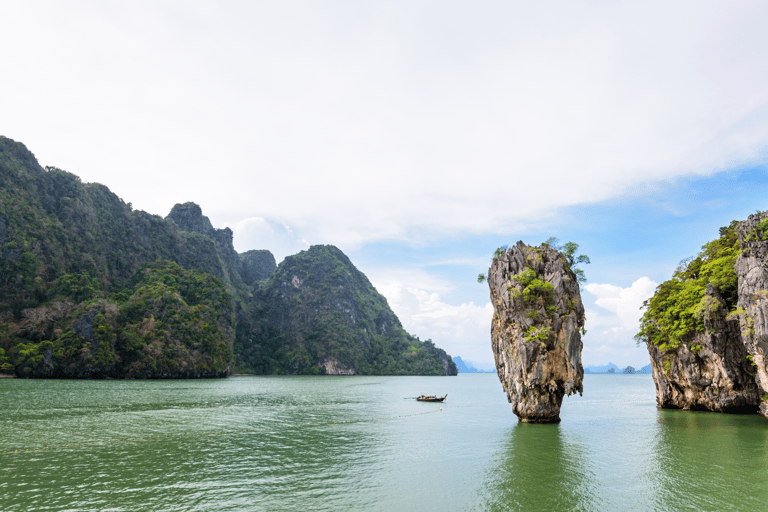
[3,1,768,369]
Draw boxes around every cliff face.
[647,285,760,412]
[488,241,584,423]
[639,219,767,417]
[735,213,768,418]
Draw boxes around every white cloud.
[372,274,660,369]
[583,277,659,368]
[371,277,495,365]
[224,217,309,263]
[3,2,768,248]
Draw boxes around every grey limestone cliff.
[488,241,584,423]
[647,284,760,413]
[735,213,768,418]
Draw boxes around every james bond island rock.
[735,213,768,418]
[487,241,584,423]
[638,220,766,416]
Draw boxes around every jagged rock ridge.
[487,241,584,423]
[0,136,457,378]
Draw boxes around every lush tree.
[635,221,740,351]
[543,237,590,283]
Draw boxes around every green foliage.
[3,260,234,378]
[524,325,551,343]
[253,245,457,376]
[0,137,456,378]
[509,267,555,312]
[50,272,100,302]
[477,273,486,283]
[636,222,740,351]
[741,216,768,242]
[544,237,590,283]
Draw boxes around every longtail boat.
[416,394,447,402]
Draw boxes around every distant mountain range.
[454,356,497,373]
[584,363,652,374]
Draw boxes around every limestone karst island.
[0,136,457,379]
[485,241,585,423]
[483,225,768,421]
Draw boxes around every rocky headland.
[0,136,457,378]
[487,241,584,423]
[639,218,768,418]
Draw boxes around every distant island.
[453,356,496,373]
[0,136,457,378]
[584,363,652,374]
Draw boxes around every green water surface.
[1,374,766,511]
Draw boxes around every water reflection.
[648,410,768,511]
[482,422,598,512]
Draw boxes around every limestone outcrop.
[488,241,584,423]
[647,285,760,413]
[640,217,768,418]
[735,213,768,418]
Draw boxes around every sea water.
[1,373,766,511]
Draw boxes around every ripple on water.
[2,374,767,511]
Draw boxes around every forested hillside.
[0,136,456,377]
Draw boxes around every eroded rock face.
[735,213,768,418]
[488,241,584,423]
[648,285,760,413]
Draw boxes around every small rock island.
[487,241,585,423]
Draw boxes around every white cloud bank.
[372,275,495,365]
[3,2,768,249]
[583,277,659,368]
[370,275,660,369]
[225,217,309,263]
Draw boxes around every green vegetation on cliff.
[636,221,740,351]
[235,245,456,376]
[0,136,457,377]
[0,137,238,377]
[5,260,234,378]
[477,238,590,285]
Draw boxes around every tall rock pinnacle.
[487,241,584,423]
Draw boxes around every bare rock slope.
[735,213,768,418]
[488,241,584,423]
